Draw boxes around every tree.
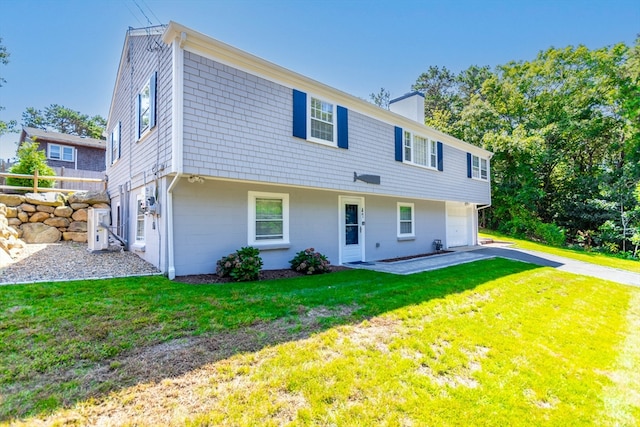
[22,104,106,139]
[412,66,461,133]
[369,87,390,109]
[0,38,17,137]
[6,140,55,189]
[406,39,640,254]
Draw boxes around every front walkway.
[346,244,640,287]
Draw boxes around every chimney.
[389,91,425,124]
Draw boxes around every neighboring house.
[106,23,492,279]
[19,127,106,172]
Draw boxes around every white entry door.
[447,202,471,247]
[339,196,365,263]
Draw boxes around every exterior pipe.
[166,173,182,279]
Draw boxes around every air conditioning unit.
[88,207,110,251]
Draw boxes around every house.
[105,23,492,279]
[19,127,106,172]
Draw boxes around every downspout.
[166,31,186,280]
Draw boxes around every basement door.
[339,196,365,264]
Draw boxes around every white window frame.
[397,202,415,238]
[472,154,489,181]
[248,191,290,246]
[135,192,146,243]
[110,122,120,165]
[308,95,336,146]
[48,143,74,162]
[403,131,437,170]
[137,73,156,140]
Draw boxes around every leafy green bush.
[499,213,565,247]
[7,140,55,189]
[290,248,331,275]
[532,221,566,247]
[216,247,263,282]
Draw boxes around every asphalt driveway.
[477,245,640,287]
[347,244,640,287]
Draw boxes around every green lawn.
[480,229,640,273]
[1,259,639,426]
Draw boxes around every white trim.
[403,130,438,170]
[471,154,489,181]
[171,36,184,174]
[135,191,146,243]
[137,76,152,140]
[397,202,415,238]
[307,94,337,146]
[110,122,121,165]
[248,191,290,246]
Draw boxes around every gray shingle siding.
[181,51,489,204]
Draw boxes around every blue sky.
[0,0,638,160]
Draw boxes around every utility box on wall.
[88,207,110,251]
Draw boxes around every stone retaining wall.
[0,191,110,261]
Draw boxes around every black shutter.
[337,106,348,149]
[467,153,472,178]
[292,89,307,139]
[437,141,443,171]
[395,127,403,161]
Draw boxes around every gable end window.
[469,154,489,181]
[292,89,348,149]
[248,191,290,246]
[110,122,121,165]
[48,144,74,162]
[137,72,157,140]
[397,202,415,238]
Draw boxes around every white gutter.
[166,32,185,280]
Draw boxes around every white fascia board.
[162,21,492,159]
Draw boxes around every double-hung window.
[403,131,412,162]
[137,72,157,140]
[110,122,121,165]
[48,144,74,162]
[248,191,290,245]
[310,97,335,144]
[135,192,145,242]
[397,202,415,238]
[403,131,437,169]
[471,154,489,180]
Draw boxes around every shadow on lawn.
[3,258,541,422]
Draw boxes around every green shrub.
[216,246,263,282]
[7,140,55,189]
[290,248,331,275]
[532,221,566,247]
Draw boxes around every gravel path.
[0,242,161,285]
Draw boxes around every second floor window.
[404,131,437,169]
[471,155,488,180]
[310,97,335,143]
[137,72,157,139]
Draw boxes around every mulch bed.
[174,266,351,284]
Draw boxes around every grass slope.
[1,258,639,425]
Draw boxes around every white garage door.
[447,203,470,247]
